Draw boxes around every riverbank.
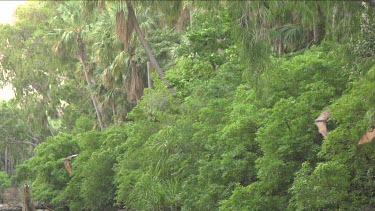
[0,204,49,211]
[0,204,21,211]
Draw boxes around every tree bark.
[306,27,314,48]
[175,7,190,32]
[125,0,176,94]
[22,184,35,211]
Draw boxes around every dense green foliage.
[0,1,374,210]
[0,170,11,203]
[0,171,11,191]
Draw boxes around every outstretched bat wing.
[64,159,72,174]
[358,126,375,145]
[315,121,328,138]
[314,110,331,138]
[65,154,78,160]
[63,154,78,174]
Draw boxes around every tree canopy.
[0,1,374,210]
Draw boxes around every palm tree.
[87,0,188,123]
[84,0,176,94]
[89,4,143,122]
[115,9,145,104]
[52,2,105,130]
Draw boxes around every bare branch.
[8,139,37,147]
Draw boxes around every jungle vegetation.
[0,1,374,210]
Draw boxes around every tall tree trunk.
[306,27,314,47]
[125,0,176,94]
[22,184,35,211]
[313,3,326,45]
[175,7,190,32]
[77,39,105,130]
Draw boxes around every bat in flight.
[315,110,331,138]
[358,125,375,145]
[63,154,78,175]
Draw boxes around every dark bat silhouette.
[358,125,375,145]
[63,154,78,175]
[315,110,331,138]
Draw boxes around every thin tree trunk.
[125,0,176,94]
[5,147,7,173]
[278,37,284,56]
[147,61,153,88]
[77,40,105,130]
[81,60,105,130]
[111,101,116,124]
[10,157,13,176]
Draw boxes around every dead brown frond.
[116,10,134,51]
[53,42,65,57]
[98,0,106,12]
[102,69,112,89]
[126,61,144,104]
[116,10,127,45]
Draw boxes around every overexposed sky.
[0,1,25,100]
[0,85,14,100]
[0,1,26,25]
